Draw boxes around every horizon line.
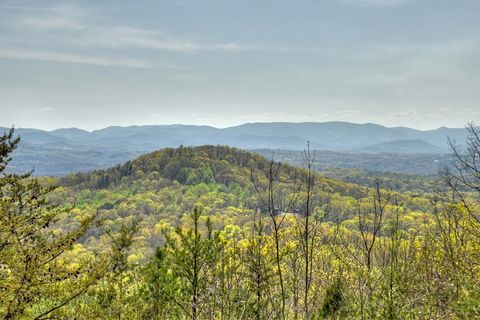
[0,120,466,133]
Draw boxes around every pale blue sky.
[1,0,479,130]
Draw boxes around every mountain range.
[1,122,467,176]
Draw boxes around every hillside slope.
[61,145,432,213]
[63,145,359,197]
[49,145,435,274]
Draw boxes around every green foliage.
[320,278,345,319]
[178,165,216,185]
[0,129,102,319]
[3,131,480,319]
[0,130,134,319]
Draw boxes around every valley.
[4,122,461,176]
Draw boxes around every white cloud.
[77,27,200,52]
[0,5,67,11]
[0,50,149,68]
[77,26,253,53]
[21,17,84,31]
[18,12,250,53]
[335,109,361,119]
[391,109,418,119]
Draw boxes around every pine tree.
[0,129,105,319]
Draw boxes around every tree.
[332,180,391,320]
[0,129,105,319]
[295,144,330,318]
[445,123,480,228]
[0,129,135,319]
[251,156,300,319]
[242,209,272,320]
[160,207,219,319]
[441,123,480,317]
[320,277,344,319]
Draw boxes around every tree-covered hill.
[61,144,433,209]
[63,145,268,189]
[62,145,442,196]
[57,145,435,258]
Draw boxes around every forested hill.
[63,145,267,189]
[59,145,433,222]
[53,145,436,273]
[61,145,367,198]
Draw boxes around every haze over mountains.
[2,122,466,176]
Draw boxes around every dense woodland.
[1,125,480,319]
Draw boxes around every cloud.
[17,12,251,53]
[77,27,200,52]
[11,4,311,54]
[76,27,292,52]
[21,17,84,31]
[391,109,418,119]
[76,26,253,53]
[335,109,361,119]
[0,4,67,11]
[0,50,149,68]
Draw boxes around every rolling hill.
[1,122,467,176]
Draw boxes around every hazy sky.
[1,0,479,130]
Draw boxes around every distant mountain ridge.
[0,121,468,176]
[2,122,467,150]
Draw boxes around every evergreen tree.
[1,129,111,319]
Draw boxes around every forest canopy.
[1,125,480,319]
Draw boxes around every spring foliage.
[1,127,480,319]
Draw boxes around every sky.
[0,0,479,131]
